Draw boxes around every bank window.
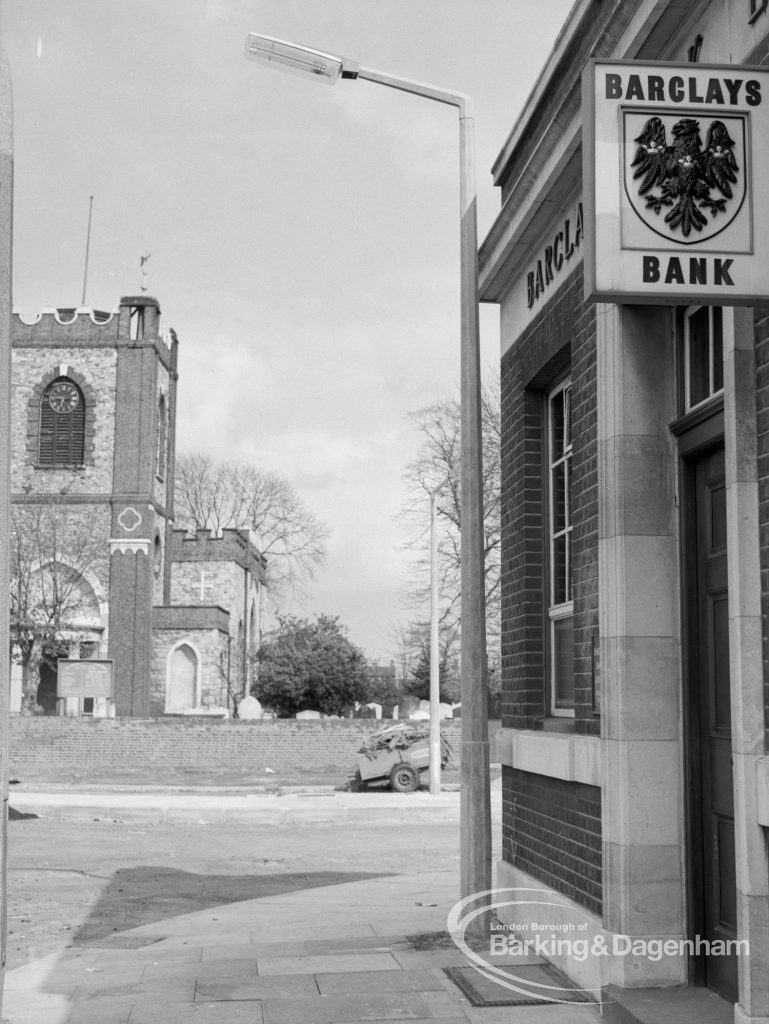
[548,378,574,715]
[684,306,723,412]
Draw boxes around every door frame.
[675,405,726,989]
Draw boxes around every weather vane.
[140,252,151,293]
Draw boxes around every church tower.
[10,295,178,716]
[108,296,178,714]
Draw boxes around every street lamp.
[244,32,491,919]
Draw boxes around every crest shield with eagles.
[623,112,747,244]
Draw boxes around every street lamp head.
[244,33,359,85]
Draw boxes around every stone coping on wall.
[152,605,230,631]
[495,727,601,788]
[8,715,466,729]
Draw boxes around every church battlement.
[14,306,117,327]
[172,528,267,581]
[12,305,121,343]
[12,296,178,369]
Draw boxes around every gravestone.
[237,695,262,720]
[399,696,419,719]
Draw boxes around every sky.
[3,0,575,662]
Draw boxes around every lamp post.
[244,32,491,921]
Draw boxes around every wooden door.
[687,443,737,1002]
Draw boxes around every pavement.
[3,869,604,1024]
[3,780,606,1023]
[8,785,469,826]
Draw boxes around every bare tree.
[386,620,424,684]
[10,501,108,713]
[174,453,328,602]
[399,380,501,678]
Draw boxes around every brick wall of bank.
[502,766,602,915]
[499,263,599,734]
[9,717,473,783]
[754,306,769,749]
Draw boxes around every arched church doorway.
[166,642,199,713]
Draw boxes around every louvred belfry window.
[39,378,85,466]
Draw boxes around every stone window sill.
[536,716,576,733]
[496,727,601,788]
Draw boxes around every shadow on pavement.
[72,868,386,945]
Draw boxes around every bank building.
[480,0,769,1020]
[9,295,266,718]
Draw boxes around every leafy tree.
[253,614,368,717]
[174,453,328,602]
[403,648,459,704]
[10,501,108,713]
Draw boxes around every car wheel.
[390,763,420,793]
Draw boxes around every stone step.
[602,984,733,1024]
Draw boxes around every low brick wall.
[8,716,483,785]
[502,766,602,915]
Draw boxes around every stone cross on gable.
[140,252,151,294]
[193,570,215,602]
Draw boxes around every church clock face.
[48,381,79,414]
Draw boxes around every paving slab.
[36,995,133,1024]
[260,990,433,1024]
[390,948,470,969]
[129,1000,265,1024]
[256,951,402,975]
[142,956,258,982]
[3,950,95,988]
[361,1020,469,1024]
[71,973,196,1001]
[194,972,319,1002]
[316,968,447,994]
[60,963,148,990]
[418,986,472,1017]
[2,992,76,1024]
[304,934,411,953]
[91,942,204,966]
[199,939,308,960]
